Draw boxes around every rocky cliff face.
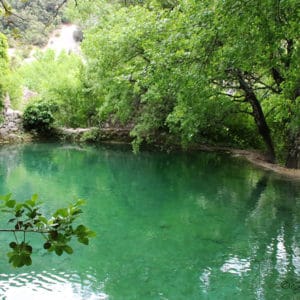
[0,95,31,143]
[0,108,24,142]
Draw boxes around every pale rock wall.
[0,95,29,143]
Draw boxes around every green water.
[0,143,299,300]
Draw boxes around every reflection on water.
[0,269,108,300]
[220,256,251,275]
[0,143,299,299]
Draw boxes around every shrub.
[23,100,58,133]
[80,128,99,143]
[73,29,83,42]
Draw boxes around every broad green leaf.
[6,200,16,208]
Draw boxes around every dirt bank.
[196,145,300,180]
[235,151,300,180]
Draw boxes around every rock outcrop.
[56,127,132,143]
[0,95,31,143]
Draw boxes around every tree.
[78,1,255,149]
[80,0,299,166]
[0,193,95,268]
[207,0,300,165]
[18,50,90,128]
[0,0,73,46]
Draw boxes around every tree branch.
[217,92,245,100]
[211,80,240,90]
[0,0,9,13]
[0,0,26,21]
[45,0,69,26]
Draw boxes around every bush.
[23,100,58,133]
[73,29,84,42]
[80,128,99,143]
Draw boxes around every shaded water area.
[0,143,299,300]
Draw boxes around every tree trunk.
[250,96,276,163]
[237,72,276,163]
[284,73,300,169]
[285,133,300,169]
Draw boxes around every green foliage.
[0,0,66,47]
[79,128,99,143]
[0,32,8,70]
[76,0,299,164]
[0,31,23,110]
[18,50,97,128]
[3,0,300,165]
[0,193,95,268]
[0,32,9,102]
[2,71,22,108]
[23,100,57,133]
[81,3,174,145]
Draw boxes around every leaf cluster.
[23,100,57,133]
[0,193,95,268]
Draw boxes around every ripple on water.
[220,256,251,275]
[0,270,108,300]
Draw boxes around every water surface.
[0,143,299,300]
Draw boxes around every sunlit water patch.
[0,143,299,299]
[0,269,108,300]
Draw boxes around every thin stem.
[13,231,19,244]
